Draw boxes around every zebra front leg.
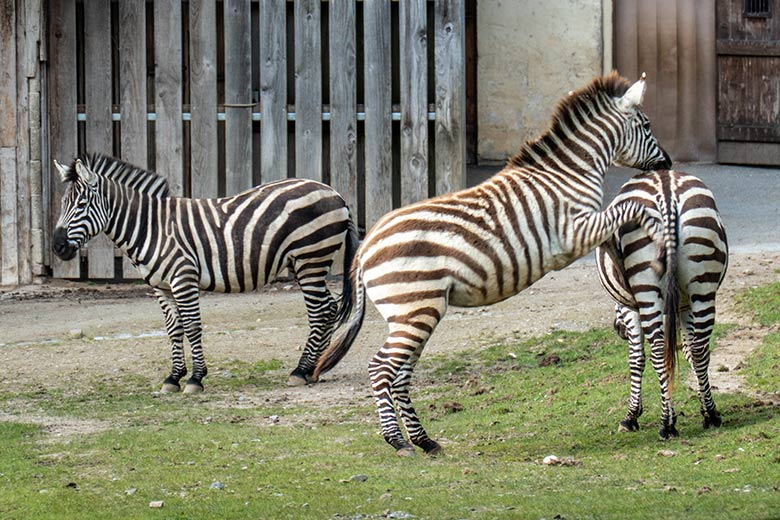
[155,289,188,393]
[616,306,645,433]
[682,306,722,429]
[289,274,338,386]
[171,277,208,393]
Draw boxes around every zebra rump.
[596,169,728,439]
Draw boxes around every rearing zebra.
[313,72,672,456]
[52,154,359,392]
[596,169,728,440]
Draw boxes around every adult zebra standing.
[313,72,672,456]
[596,170,728,440]
[52,154,359,392]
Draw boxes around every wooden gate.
[41,0,466,280]
[717,0,780,165]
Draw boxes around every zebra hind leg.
[616,307,645,433]
[682,305,722,429]
[647,330,678,440]
[392,360,442,456]
[156,289,188,393]
[288,270,338,386]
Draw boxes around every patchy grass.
[736,283,780,396]
[735,282,780,327]
[3,293,780,519]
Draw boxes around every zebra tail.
[312,262,366,380]
[333,219,361,328]
[662,203,680,392]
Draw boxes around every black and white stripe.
[596,169,728,439]
[52,154,358,391]
[313,73,672,455]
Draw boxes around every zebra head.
[613,73,672,171]
[52,158,108,261]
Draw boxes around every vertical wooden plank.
[614,0,638,79]
[49,0,80,278]
[118,0,147,278]
[399,0,428,206]
[363,0,392,230]
[190,0,219,198]
[637,0,658,123]
[434,0,465,196]
[84,0,115,278]
[225,0,253,194]
[675,0,697,161]
[295,0,322,182]
[329,0,356,207]
[154,0,184,195]
[656,0,678,149]
[260,0,287,183]
[0,2,17,285]
[697,0,717,161]
[0,150,18,285]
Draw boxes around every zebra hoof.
[416,438,443,456]
[618,418,639,432]
[659,424,679,441]
[395,447,417,457]
[287,375,308,387]
[160,382,181,394]
[183,383,204,394]
[703,410,722,429]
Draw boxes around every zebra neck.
[102,182,167,267]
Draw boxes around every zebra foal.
[52,154,358,392]
[596,170,728,439]
[313,72,672,456]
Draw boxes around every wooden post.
[0,2,18,285]
[84,0,115,278]
[154,0,184,195]
[295,0,322,182]
[363,0,393,230]
[224,0,253,194]
[260,0,287,183]
[49,0,80,278]
[119,0,147,279]
[400,0,428,206]
[190,0,219,198]
[329,0,357,210]
[434,0,465,196]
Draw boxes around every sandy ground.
[1,251,778,425]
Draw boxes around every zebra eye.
[76,197,88,209]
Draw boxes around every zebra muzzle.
[52,227,79,261]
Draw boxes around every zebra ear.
[54,160,70,183]
[75,159,98,186]
[618,72,647,112]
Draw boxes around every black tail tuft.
[333,218,360,328]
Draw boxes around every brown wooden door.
[717,0,780,164]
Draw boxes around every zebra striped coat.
[596,170,728,439]
[313,72,672,456]
[52,154,358,392]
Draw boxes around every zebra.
[52,153,359,392]
[595,169,728,440]
[312,72,672,456]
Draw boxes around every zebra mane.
[64,153,170,198]
[508,71,632,168]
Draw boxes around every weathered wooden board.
[84,0,115,278]
[49,0,80,278]
[189,0,219,198]
[295,0,322,182]
[154,0,184,195]
[363,0,393,230]
[399,0,428,206]
[0,3,18,285]
[260,0,287,183]
[118,0,147,279]
[225,0,253,194]
[329,0,357,210]
[434,0,465,196]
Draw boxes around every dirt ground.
[1,251,779,425]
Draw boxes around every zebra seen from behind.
[52,154,359,392]
[596,170,728,440]
[312,72,672,456]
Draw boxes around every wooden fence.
[0,0,466,284]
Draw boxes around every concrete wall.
[477,0,608,163]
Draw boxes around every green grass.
[737,282,780,394]
[3,288,780,519]
[735,282,780,327]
